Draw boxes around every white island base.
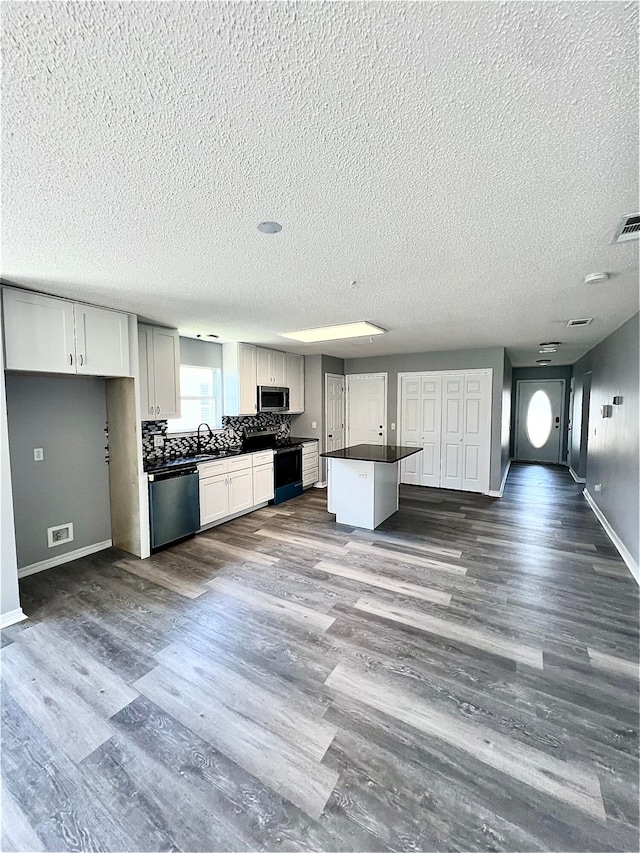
[327,457,401,530]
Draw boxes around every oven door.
[273,446,303,504]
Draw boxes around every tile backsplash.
[141,414,291,468]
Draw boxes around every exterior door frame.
[396,368,493,493]
[345,373,388,446]
[514,378,566,464]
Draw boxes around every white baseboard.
[488,459,511,498]
[569,466,586,484]
[0,607,27,630]
[583,490,639,585]
[18,540,112,579]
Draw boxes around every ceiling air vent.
[612,213,640,243]
[566,318,593,328]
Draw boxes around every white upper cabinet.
[138,324,181,420]
[286,352,304,413]
[257,347,287,386]
[75,304,130,377]
[222,342,257,416]
[2,287,130,377]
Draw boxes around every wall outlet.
[311,421,317,429]
[391,423,396,430]
[594,483,602,493]
[47,523,74,548]
[358,471,367,478]
[153,435,164,448]
[33,448,44,461]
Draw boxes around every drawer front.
[198,459,228,477]
[227,454,253,473]
[252,450,274,467]
[303,454,318,473]
[303,467,318,486]
[302,441,318,456]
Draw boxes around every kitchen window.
[167,365,222,432]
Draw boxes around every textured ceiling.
[2,1,638,366]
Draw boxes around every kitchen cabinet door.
[199,474,229,525]
[228,468,253,514]
[238,343,257,414]
[137,325,155,419]
[2,288,76,374]
[152,327,181,419]
[253,463,274,504]
[257,347,287,386]
[75,304,130,377]
[286,353,304,413]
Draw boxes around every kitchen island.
[320,444,422,530]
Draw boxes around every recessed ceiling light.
[539,348,557,353]
[584,272,609,285]
[536,359,552,365]
[539,341,561,347]
[258,221,282,234]
[566,318,593,327]
[279,321,386,343]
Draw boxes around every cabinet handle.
[69,353,73,366]
[156,406,160,415]
[79,354,84,366]
[149,406,154,415]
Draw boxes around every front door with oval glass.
[515,379,565,463]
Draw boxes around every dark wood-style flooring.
[2,463,639,852]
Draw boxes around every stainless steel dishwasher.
[148,465,200,550]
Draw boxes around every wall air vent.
[612,213,640,243]
[566,318,593,328]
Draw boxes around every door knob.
[328,434,333,438]
[379,432,383,436]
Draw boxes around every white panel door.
[515,379,565,463]
[75,305,130,377]
[400,376,421,484]
[419,377,443,487]
[228,468,254,514]
[440,374,464,490]
[462,373,491,492]
[346,374,387,446]
[325,373,345,452]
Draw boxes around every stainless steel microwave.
[257,386,290,413]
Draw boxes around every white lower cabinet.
[302,440,319,488]
[199,473,229,525]
[228,468,254,514]
[198,450,274,528]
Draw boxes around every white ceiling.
[2,1,638,366]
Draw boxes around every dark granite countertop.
[145,448,245,474]
[291,436,320,442]
[320,444,422,464]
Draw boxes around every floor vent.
[612,213,640,243]
[566,318,593,328]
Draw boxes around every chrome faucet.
[196,422,213,455]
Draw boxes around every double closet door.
[400,371,492,493]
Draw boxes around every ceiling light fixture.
[584,272,609,285]
[536,359,552,365]
[566,318,593,328]
[539,341,561,347]
[279,321,386,343]
[539,348,557,353]
[257,221,282,234]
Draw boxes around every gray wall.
[180,336,223,369]
[5,375,112,569]
[501,351,512,485]
[571,313,639,568]
[344,346,507,492]
[1,325,21,621]
[510,365,572,461]
[291,354,345,481]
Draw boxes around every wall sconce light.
[612,396,623,405]
[601,404,613,418]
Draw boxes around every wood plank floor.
[2,463,638,851]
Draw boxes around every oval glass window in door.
[526,390,553,448]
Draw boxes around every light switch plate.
[311,421,317,429]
